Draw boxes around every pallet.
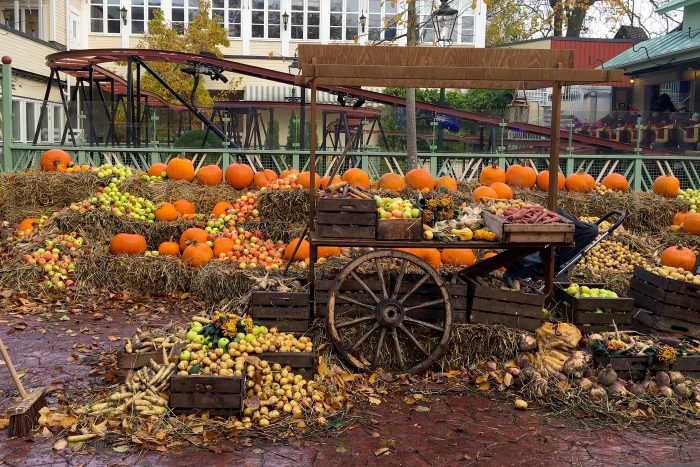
[673,355,700,378]
[116,345,181,383]
[376,218,422,240]
[555,283,634,334]
[628,266,700,322]
[316,198,376,239]
[258,351,316,379]
[592,354,650,382]
[169,375,245,417]
[633,309,700,339]
[482,211,574,244]
[251,291,311,334]
[466,278,543,331]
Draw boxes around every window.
[368,0,397,42]
[460,14,474,44]
[330,0,359,42]
[212,0,242,38]
[131,0,161,34]
[90,0,121,33]
[171,0,198,33]
[251,0,280,39]
[291,0,319,40]
[8,99,63,143]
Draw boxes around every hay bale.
[0,171,100,223]
[120,178,244,214]
[0,257,42,291]
[656,230,700,251]
[257,190,310,225]
[437,323,522,371]
[570,266,633,296]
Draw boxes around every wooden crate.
[251,291,311,334]
[628,266,700,324]
[116,344,181,383]
[316,198,376,239]
[258,351,315,379]
[315,277,468,323]
[672,355,700,378]
[633,309,700,339]
[466,278,543,331]
[592,354,649,382]
[482,211,574,244]
[555,284,634,334]
[169,375,244,417]
[376,218,422,240]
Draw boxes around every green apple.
[236,332,246,341]
[565,284,579,296]
[244,333,255,343]
[259,326,268,334]
[186,330,199,342]
[580,286,591,294]
[218,338,230,349]
[193,334,205,344]
[252,326,261,336]
[179,350,191,361]
[379,210,388,219]
[411,208,420,218]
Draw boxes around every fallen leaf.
[191,425,204,434]
[477,382,490,392]
[58,315,70,321]
[368,373,377,384]
[368,397,381,405]
[113,445,129,452]
[53,439,68,451]
[374,447,390,456]
[107,336,121,342]
[402,396,417,405]
[415,405,431,413]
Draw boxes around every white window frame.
[250,0,281,40]
[171,0,199,33]
[367,0,398,43]
[290,0,320,41]
[212,0,243,39]
[329,0,359,42]
[459,7,475,44]
[10,98,64,143]
[89,0,122,34]
[131,0,162,35]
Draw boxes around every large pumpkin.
[225,163,254,189]
[166,157,195,181]
[396,248,441,269]
[479,164,506,185]
[342,168,370,190]
[40,149,72,172]
[441,249,475,266]
[254,171,272,189]
[405,168,435,191]
[321,175,343,189]
[652,174,680,198]
[173,199,196,216]
[182,243,213,268]
[318,246,341,258]
[379,173,406,191]
[672,211,687,226]
[565,173,592,193]
[196,164,223,185]
[660,246,697,271]
[213,237,236,257]
[179,227,209,250]
[505,164,536,188]
[489,182,513,200]
[284,238,310,260]
[601,173,628,192]
[297,171,321,189]
[211,201,233,217]
[536,170,565,192]
[158,241,180,256]
[155,202,179,221]
[472,185,498,203]
[18,218,38,232]
[435,176,458,191]
[109,233,147,255]
[147,162,168,177]
[682,212,700,234]
[263,169,278,180]
[280,169,300,179]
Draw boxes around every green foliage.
[174,129,223,149]
[285,112,317,150]
[267,119,280,150]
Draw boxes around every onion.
[505,367,521,377]
[516,353,532,369]
[655,371,671,388]
[628,383,645,396]
[674,383,692,399]
[597,365,617,387]
[607,381,627,397]
[519,334,537,352]
[579,378,593,390]
[658,386,674,398]
[590,387,607,402]
[486,361,498,372]
[669,371,684,385]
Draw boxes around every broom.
[0,337,47,438]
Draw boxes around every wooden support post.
[544,81,563,300]
[308,78,318,302]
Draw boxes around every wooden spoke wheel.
[327,250,453,375]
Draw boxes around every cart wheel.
[327,250,453,375]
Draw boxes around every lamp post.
[433,1,458,151]
[286,54,301,102]
[287,53,305,149]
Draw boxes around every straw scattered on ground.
[437,323,522,371]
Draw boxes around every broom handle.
[0,337,27,399]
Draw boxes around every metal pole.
[1,57,13,171]
[300,85,306,150]
[437,87,445,151]
[88,66,94,145]
[126,57,133,146]
[307,78,317,314]
[136,61,141,146]
[543,81,563,300]
[33,68,55,145]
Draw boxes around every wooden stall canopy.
[293,45,623,89]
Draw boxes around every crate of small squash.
[556,283,634,334]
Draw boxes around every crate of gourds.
[117,326,184,382]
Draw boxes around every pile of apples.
[16,215,48,238]
[96,164,132,184]
[214,227,286,270]
[375,196,421,220]
[260,174,301,191]
[70,184,156,222]
[140,172,166,183]
[22,233,84,290]
[678,188,700,213]
[63,164,93,174]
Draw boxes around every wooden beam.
[295,76,609,90]
[543,81,563,302]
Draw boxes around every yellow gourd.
[474,229,496,241]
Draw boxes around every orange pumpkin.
[109,233,147,255]
[155,202,179,221]
[682,212,700,234]
[489,182,513,200]
[479,164,506,185]
[318,246,341,258]
[405,168,435,191]
[179,227,209,251]
[421,248,442,269]
[225,163,254,189]
[263,169,278,181]
[440,249,475,266]
[505,164,536,188]
[297,171,321,189]
[40,149,72,172]
[472,185,498,203]
[660,246,697,272]
[18,218,38,232]
[321,175,343,189]
[213,237,236,257]
[536,170,565,192]
[173,199,196,216]
[435,176,458,191]
[481,251,505,272]
[672,212,687,226]
[284,238,310,260]
[211,201,234,217]
[652,174,680,198]
[158,241,181,256]
[182,243,213,268]
[196,164,223,185]
[342,168,370,190]
[565,173,593,193]
[166,157,195,181]
[280,169,300,179]
[254,171,272,189]
[378,173,406,191]
[148,162,168,177]
[583,173,596,190]
[601,173,628,192]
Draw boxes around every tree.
[405,0,419,170]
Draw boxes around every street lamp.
[120,6,127,25]
[282,11,289,31]
[432,0,458,45]
[288,53,299,75]
[359,12,366,33]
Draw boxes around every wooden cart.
[292,44,622,374]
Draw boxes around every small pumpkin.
[481,251,505,272]
[536,170,565,192]
[435,176,458,191]
[284,238,310,260]
[472,185,498,203]
[652,174,680,198]
[672,211,687,226]
[321,175,343,189]
[173,199,196,217]
[254,171,272,189]
[405,168,435,191]
[601,173,628,192]
[196,164,223,185]
[179,227,209,251]
[682,212,700,234]
[158,241,181,256]
[18,218,38,232]
[489,182,513,200]
[280,169,300,179]
[342,168,370,190]
[263,169,278,181]
[40,149,72,172]
[318,246,341,258]
[297,171,321,189]
[479,164,506,185]
[225,163,254,189]
[379,173,406,191]
[109,233,147,255]
[440,249,475,266]
[211,201,233,217]
[505,164,536,188]
[182,243,214,267]
[155,202,179,221]
[148,162,168,177]
[565,173,593,193]
[660,246,697,272]
[213,237,236,257]
[166,157,195,181]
